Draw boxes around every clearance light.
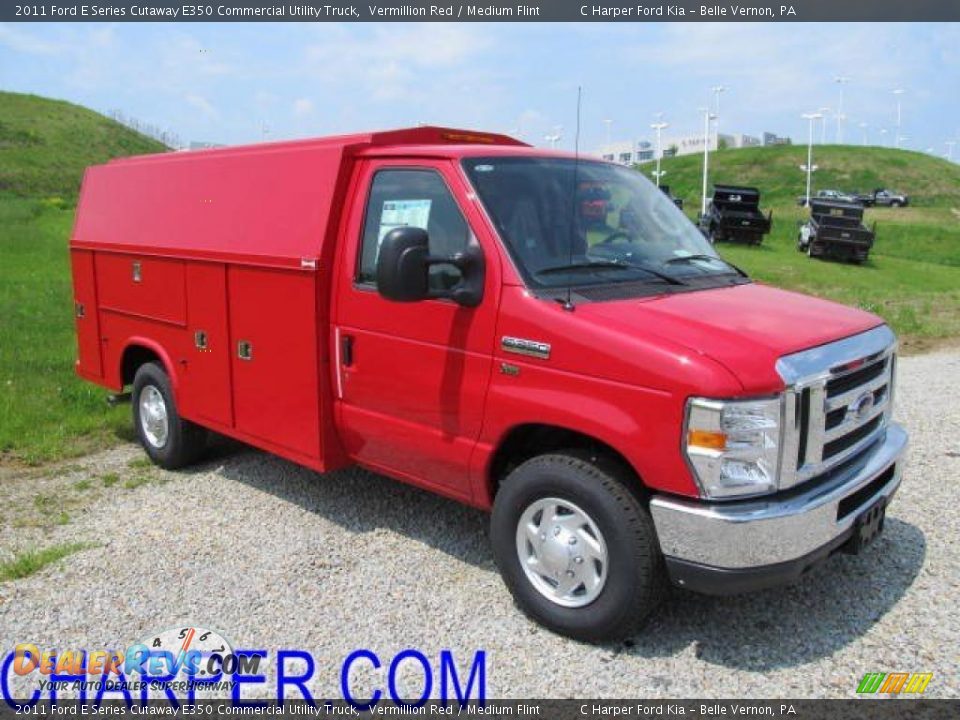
[441,132,498,144]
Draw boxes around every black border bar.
[3,0,960,23]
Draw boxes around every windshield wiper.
[536,260,686,285]
[663,254,749,278]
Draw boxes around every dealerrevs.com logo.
[5,627,255,699]
[2,627,487,708]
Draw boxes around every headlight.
[684,396,783,499]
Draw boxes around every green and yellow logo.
[857,672,933,694]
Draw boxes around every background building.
[597,129,790,163]
[763,131,792,146]
[597,139,654,164]
[726,133,762,148]
[597,132,735,163]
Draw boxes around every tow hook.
[107,392,131,407]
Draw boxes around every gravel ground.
[0,349,957,699]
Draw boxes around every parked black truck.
[796,189,858,206]
[699,184,772,244]
[660,185,684,209]
[855,188,909,207]
[797,200,876,263]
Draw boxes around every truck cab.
[857,188,909,207]
[70,127,907,641]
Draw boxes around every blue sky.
[1,22,958,156]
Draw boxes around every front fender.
[469,361,697,507]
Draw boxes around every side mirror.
[376,227,431,302]
[375,226,485,308]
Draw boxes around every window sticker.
[378,199,432,247]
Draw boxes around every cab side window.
[357,169,473,290]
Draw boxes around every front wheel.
[132,362,207,470]
[491,452,666,641]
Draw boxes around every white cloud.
[292,98,314,117]
[617,23,950,140]
[302,23,492,106]
[0,24,62,54]
[155,34,235,90]
[184,94,217,119]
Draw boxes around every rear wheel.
[132,362,207,469]
[491,452,666,641]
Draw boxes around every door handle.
[341,335,354,367]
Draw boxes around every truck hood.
[575,282,884,393]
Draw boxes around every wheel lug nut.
[574,556,583,564]
[540,533,546,540]
[553,527,561,536]
[566,570,575,577]
[568,537,577,545]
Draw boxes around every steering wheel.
[600,230,634,245]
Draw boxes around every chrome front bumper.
[650,424,906,591]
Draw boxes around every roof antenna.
[558,86,582,313]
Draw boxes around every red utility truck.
[71,127,906,640]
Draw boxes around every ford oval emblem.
[850,391,875,420]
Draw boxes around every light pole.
[650,119,669,187]
[859,122,868,146]
[801,112,822,207]
[711,85,726,142]
[700,108,717,217]
[892,89,904,148]
[834,76,850,143]
[947,140,956,162]
[879,128,888,146]
[818,107,831,144]
[545,125,562,149]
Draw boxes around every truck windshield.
[463,157,731,289]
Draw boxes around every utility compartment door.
[70,249,103,379]
[179,262,233,428]
[94,253,187,326]
[227,265,321,459]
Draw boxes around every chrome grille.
[776,326,896,490]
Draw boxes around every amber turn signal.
[687,429,727,451]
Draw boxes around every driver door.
[332,159,499,500]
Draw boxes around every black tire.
[890,201,901,208]
[490,451,666,642]
[132,362,207,469]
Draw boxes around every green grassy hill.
[0,91,167,198]
[1,92,168,463]
[654,144,960,208]
[642,145,960,351]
